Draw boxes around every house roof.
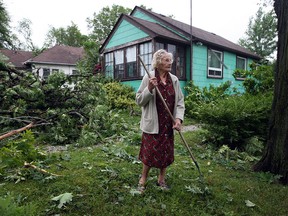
[126,15,189,44]
[132,6,260,59]
[100,6,261,60]
[27,45,85,66]
[0,49,33,68]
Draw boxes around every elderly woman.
[135,49,185,193]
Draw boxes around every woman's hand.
[173,118,182,131]
[148,77,158,92]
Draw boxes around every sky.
[3,0,261,47]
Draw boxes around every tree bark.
[253,0,288,184]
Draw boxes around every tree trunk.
[253,0,288,185]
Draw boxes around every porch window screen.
[208,49,223,78]
[139,42,152,76]
[114,50,124,79]
[126,46,137,78]
[105,52,114,78]
[155,42,185,79]
[176,46,185,79]
[168,44,176,75]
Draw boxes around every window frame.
[104,52,114,78]
[43,68,50,79]
[155,42,186,79]
[235,56,247,80]
[207,49,223,79]
[103,41,186,80]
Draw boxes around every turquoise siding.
[122,80,142,91]
[106,20,148,49]
[192,45,250,92]
[133,11,158,23]
[104,10,256,95]
[122,80,186,93]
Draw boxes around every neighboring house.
[99,6,261,92]
[0,49,33,70]
[26,45,85,79]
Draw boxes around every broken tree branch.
[24,161,62,177]
[0,122,34,141]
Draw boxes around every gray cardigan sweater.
[135,71,185,134]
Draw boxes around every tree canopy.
[0,0,13,48]
[238,4,277,60]
[87,4,132,43]
[44,22,89,48]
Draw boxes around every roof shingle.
[28,45,85,65]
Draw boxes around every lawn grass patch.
[1,129,288,215]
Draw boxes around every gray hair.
[152,49,173,70]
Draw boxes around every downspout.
[190,0,193,81]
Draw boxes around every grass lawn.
[0,109,288,216]
[1,127,288,216]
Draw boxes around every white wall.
[32,63,78,78]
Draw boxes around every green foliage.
[77,40,101,74]
[238,6,277,60]
[184,80,237,118]
[0,1,13,48]
[87,4,132,42]
[233,62,274,95]
[44,22,88,47]
[1,64,111,145]
[103,81,136,110]
[77,105,129,147]
[197,93,272,149]
[0,194,36,216]
[1,140,288,216]
[0,131,45,168]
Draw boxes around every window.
[126,46,137,78]
[105,52,114,78]
[235,56,247,80]
[139,42,152,76]
[43,68,50,79]
[72,70,79,75]
[155,42,185,79]
[102,41,185,80]
[52,69,59,73]
[176,46,185,78]
[208,49,223,78]
[115,50,124,79]
[155,42,164,50]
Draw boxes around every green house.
[99,6,261,93]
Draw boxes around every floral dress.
[139,72,175,168]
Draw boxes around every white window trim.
[208,49,223,78]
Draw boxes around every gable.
[132,9,190,42]
[106,19,149,49]
[132,10,158,23]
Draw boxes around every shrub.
[233,62,275,95]
[197,92,272,149]
[103,81,136,110]
[184,81,238,119]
